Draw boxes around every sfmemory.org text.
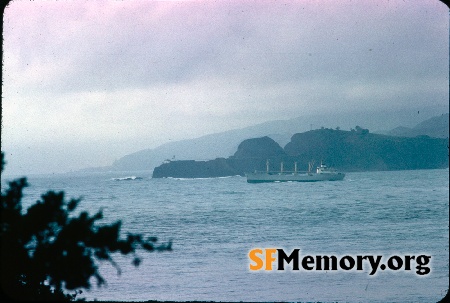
[248,248,431,275]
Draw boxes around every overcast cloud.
[2,0,448,175]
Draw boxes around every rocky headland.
[152,127,449,178]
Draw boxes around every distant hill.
[152,128,449,178]
[383,113,449,138]
[233,136,286,159]
[109,107,447,172]
[110,129,292,171]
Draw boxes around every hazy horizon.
[2,0,449,175]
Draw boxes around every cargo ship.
[246,160,345,183]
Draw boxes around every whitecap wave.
[112,176,143,181]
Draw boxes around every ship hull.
[246,172,345,183]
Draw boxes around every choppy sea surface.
[2,169,448,302]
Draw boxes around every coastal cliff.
[152,128,449,178]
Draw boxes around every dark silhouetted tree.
[0,152,171,301]
[354,125,369,135]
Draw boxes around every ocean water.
[2,169,448,302]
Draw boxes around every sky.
[1,0,449,175]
